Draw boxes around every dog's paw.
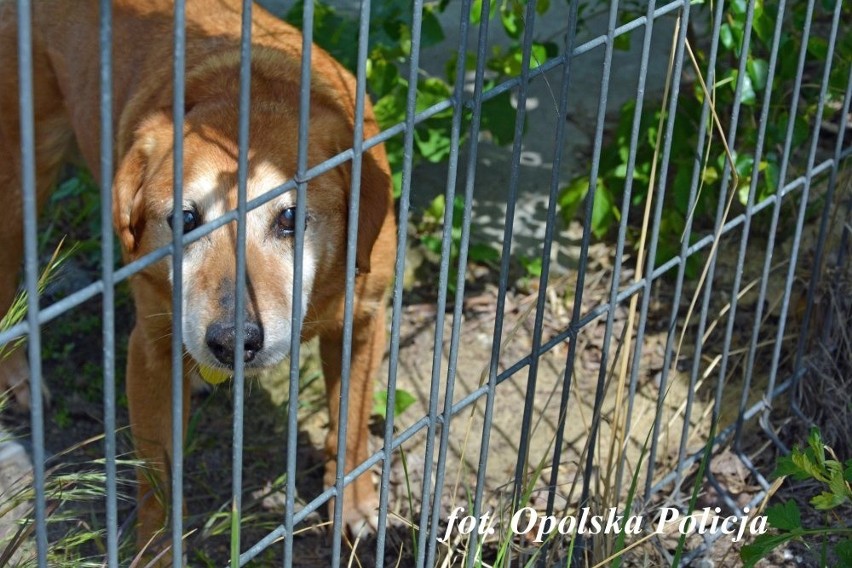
[0,350,40,410]
[342,496,381,538]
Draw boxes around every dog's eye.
[167,207,201,233]
[275,207,299,236]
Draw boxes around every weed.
[560,0,851,272]
[740,428,852,568]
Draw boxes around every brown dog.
[0,0,395,554]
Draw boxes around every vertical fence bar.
[683,0,785,481]
[609,0,659,501]
[525,4,582,563]
[170,0,186,564]
[98,0,118,565]
[230,0,252,564]
[374,0,427,561]
[459,0,541,561]
[395,1,429,565]
[728,0,814,447]
[724,0,795,452]
[422,0,478,563]
[756,0,844,439]
[329,0,371,562]
[507,0,549,521]
[566,0,619,511]
[284,0,313,563]
[412,0,467,556]
[624,0,690,501]
[680,0,756,499]
[792,63,852,400]
[15,1,47,565]
[515,0,594,526]
[657,0,726,494]
[735,0,810,452]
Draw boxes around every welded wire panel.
[3,0,850,565]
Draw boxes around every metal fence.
[3,0,851,566]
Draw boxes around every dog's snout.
[205,320,264,366]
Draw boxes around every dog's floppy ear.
[352,145,392,274]
[112,141,149,255]
[113,112,170,255]
[316,109,392,275]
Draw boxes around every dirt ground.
[2,175,844,567]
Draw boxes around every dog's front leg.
[126,324,191,562]
[320,306,386,537]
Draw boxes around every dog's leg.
[0,169,30,408]
[126,324,191,562]
[0,147,67,409]
[0,124,70,409]
[320,306,386,536]
[0,17,72,408]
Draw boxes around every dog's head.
[112,101,390,373]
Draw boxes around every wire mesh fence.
[1,0,850,566]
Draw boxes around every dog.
[0,0,395,556]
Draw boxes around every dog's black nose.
[205,320,264,366]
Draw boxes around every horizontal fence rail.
[3,0,849,566]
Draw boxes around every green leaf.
[391,170,403,198]
[469,243,500,264]
[530,43,549,69]
[591,180,615,238]
[415,77,454,116]
[558,176,590,223]
[426,194,446,222]
[720,24,735,51]
[415,127,453,163]
[373,389,417,419]
[702,165,719,185]
[811,490,847,510]
[480,90,517,145]
[808,427,827,468]
[731,0,748,15]
[825,460,852,506]
[421,7,445,48]
[673,167,693,215]
[733,69,757,106]
[373,88,408,130]
[792,448,828,482]
[519,255,543,278]
[500,5,522,39]
[761,159,779,196]
[807,37,829,61]
[753,11,774,43]
[366,48,400,96]
[420,234,442,255]
[470,0,498,24]
[741,533,798,568]
[747,58,769,91]
[766,500,801,531]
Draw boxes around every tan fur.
[0,0,395,559]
